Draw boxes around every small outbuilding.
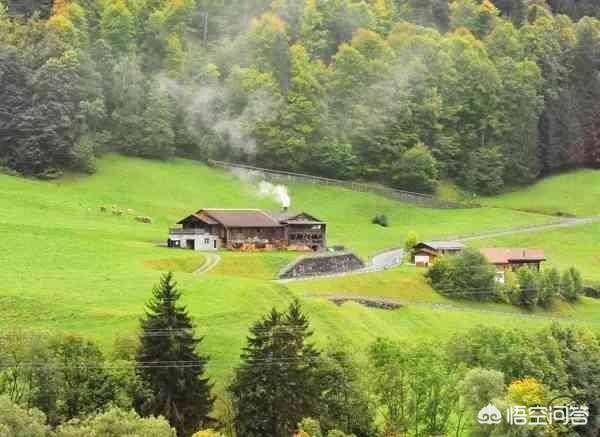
[412,241,466,267]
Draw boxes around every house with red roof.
[479,248,546,283]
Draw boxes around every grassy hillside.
[481,169,600,216]
[2,155,599,390]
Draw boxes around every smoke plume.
[259,181,291,209]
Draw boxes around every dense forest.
[0,0,599,193]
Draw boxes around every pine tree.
[136,273,213,436]
[229,299,321,437]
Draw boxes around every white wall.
[169,234,220,251]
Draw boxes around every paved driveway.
[371,248,404,270]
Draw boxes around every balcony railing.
[169,228,210,235]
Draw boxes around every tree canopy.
[0,0,599,191]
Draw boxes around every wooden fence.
[208,160,478,210]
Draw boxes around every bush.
[0,396,49,437]
[372,214,389,227]
[55,408,176,436]
[425,248,497,301]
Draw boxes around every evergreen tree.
[229,299,321,437]
[560,270,576,302]
[568,267,583,301]
[136,273,213,436]
[516,268,539,308]
[539,267,560,307]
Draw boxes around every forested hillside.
[1,0,599,194]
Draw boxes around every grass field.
[481,169,600,216]
[2,155,600,392]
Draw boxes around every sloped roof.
[201,209,282,228]
[266,211,325,224]
[480,248,546,264]
[177,212,219,225]
[413,247,439,256]
[417,241,466,251]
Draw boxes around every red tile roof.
[480,248,546,265]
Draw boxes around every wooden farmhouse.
[412,241,465,267]
[168,208,326,252]
[480,248,546,283]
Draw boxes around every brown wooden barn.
[168,208,327,252]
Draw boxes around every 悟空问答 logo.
[478,404,503,425]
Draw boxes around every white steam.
[259,181,291,209]
[161,75,282,156]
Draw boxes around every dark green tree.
[140,83,175,159]
[49,334,119,424]
[229,299,321,437]
[317,344,374,436]
[136,272,214,436]
[392,143,439,193]
[464,147,505,195]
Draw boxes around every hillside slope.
[482,170,600,216]
[2,155,599,388]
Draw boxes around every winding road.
[371,248,405,270]
[455,216,600,242]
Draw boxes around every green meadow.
[481,169,600,216]
[2,155,600,389]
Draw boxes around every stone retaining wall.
[278,253,365,279]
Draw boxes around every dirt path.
[194,253,221,275]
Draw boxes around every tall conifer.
[136,272,213,436]
[229,299,320,437]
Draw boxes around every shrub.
[371,214,389,227]
[426,248,497,301]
